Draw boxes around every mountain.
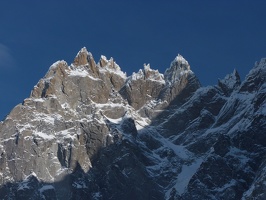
[0,47,265,200]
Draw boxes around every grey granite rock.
[0,49,265,200]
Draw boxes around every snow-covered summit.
[45,60,68,78]
[71,48,197,87]
[164,54,193,85]
[75,47,94,59]
[98,55,127,79]
[127,64,165,84]
[143,64,165,83]
[79,47,89,54]
[171,54,190,68]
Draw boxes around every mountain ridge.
[0,48,265,199]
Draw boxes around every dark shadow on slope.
[0,138,163,200]
[151,74,201,127]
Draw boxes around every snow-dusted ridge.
[0,48,265,199]
[43,47,193,87]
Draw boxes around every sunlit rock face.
[0,48,265,200]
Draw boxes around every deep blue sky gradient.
[0,0,266,119]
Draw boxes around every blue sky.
[0,1,266,119]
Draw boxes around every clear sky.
[0,0,266,120]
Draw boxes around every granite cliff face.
[0,48,265,200]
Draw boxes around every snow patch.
[33,132,55,140]
[48,60,67,71]
[72,181,87,189]
[131,69,144,81]
[17,181,30,191]
[68,68,89,77]
[213,179,237,192]
[98,56,127,79]
[92,192,102,199]
[172,54,189,66]
[105,116,123,124]
[39,185,54,193]
[135,118,150,130]
[166,158,203,197]
[33,98,45,102]
[56,129,76,141]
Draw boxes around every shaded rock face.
[0,48,265,200]
[218,69,241,96]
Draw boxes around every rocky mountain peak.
[127,64,164,83]
[45,60,69,79]
[72,47,98,76]
[164,54,192,85]
[73,47,90,66]
[0,48,264,200]
[158,54,200,105]
[218,69,241,95]
[143,64,165,82]
[172,54,190,69]
[255,57,266,69]
[240,57,266,92]
[119,55,199,110]
[98,55,127,79]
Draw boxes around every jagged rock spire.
[170,54,190,70]
[240,57,266,92]
[218,69,241,96]
[73,47,90,66]
[164,54,192,85]
[72,47,99,75]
